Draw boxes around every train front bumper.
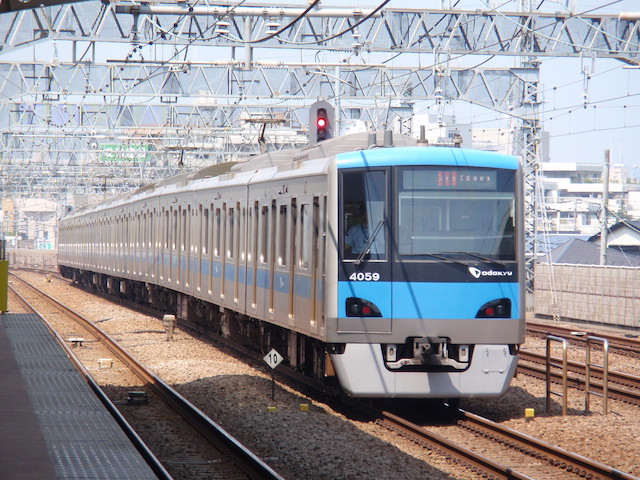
[330,343,518,398]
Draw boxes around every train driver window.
[341,170,386,260]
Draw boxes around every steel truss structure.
[0,1,639,282]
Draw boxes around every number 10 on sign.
[264,349,283,369]
[264,349,283,401]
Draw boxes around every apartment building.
[540,162,640,235]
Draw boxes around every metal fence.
[7,249,58,270]
[535,263,640,328]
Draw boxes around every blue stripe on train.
[337,281,519,319]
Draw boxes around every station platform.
[0,313,160,480]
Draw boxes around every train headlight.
[476,298,511,318]
[345,297,382,317]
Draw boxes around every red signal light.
[309,102,333,144]
[316,107,329,141]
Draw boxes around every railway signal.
[308,100,335,145]
[316,108,329,141]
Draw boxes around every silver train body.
[59,132,525,399]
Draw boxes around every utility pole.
[600,149,610,266]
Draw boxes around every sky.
[315,0,640,172]
[516,0,639,173]
[451,1,639,172]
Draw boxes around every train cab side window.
[341,170,387,260]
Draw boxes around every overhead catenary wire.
[5,0,640,156]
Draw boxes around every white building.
[541,162,640,235]
[1,198,59,249]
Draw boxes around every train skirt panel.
[331,343,518,398]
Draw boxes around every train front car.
[328,146,524,399]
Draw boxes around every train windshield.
[396,166,516,261]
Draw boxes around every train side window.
[124,216,129,250]
[172,209,178,251]
[209,205,214,256]
[182,208,187,252]
[203,208,209,255]
[164,210,169,249]
[142,213,147,249]
[240,205,246,262]
[249,202,257,264]
[214,208,221,257]
[278,205,287,266]
[300,203,310,269]
[129,215,133,250]
[227,207,235,259]
[149,212,154,250]
[260,206,268,264]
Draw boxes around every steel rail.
[518,350,640,405]
[379,410,534,480]
[380,406,640,480]
[521,350,640,389]
[9,273,286,480]
[527,322,640,356]
[7,284,174,480]
[458,410,639,480]
[17,271,637,480]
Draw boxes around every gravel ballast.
[11,272,640,479]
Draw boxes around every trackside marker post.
[264,349,284,401]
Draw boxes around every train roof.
[61,131,519,221]
[336,145,520,170]
[229,131,419,173]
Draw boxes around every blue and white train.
[58,132,525,399]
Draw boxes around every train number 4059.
[349,272,381,281]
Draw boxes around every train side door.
[338,169,392,332]
[272,199,290,326]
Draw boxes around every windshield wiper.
[412,252,470,268]
[355,220,385,266]
[441,251,506,268]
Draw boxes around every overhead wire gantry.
[0,0,639,285]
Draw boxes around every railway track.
[201,319,639,480]
[518,350,640,406]
[377,408,638,480]
[527,321,640,357]
[10,270,640,480]
[8,272,286,480]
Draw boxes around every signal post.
[0,239,8,313]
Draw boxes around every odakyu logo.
[468,267,514,279]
